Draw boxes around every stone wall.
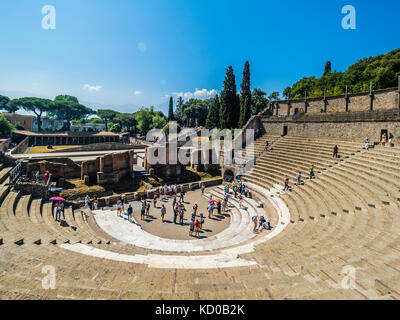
[263,120,400,142]
[11,137,29,155]
[27,157,81,179]
[81,150,135,185]
[48,142,143,153]
[24,160,67,180]
[270,87,400,116]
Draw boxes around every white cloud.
[170,88,218,101]
[134,90,142,95]
[138,42,147,53]
[83,84,102,92]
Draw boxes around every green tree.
[152,113,167,129]
[220,66,239,129]
[168,97,175,121]
[323,61,332,76]
[283,87,291,99]
[134,107,154,135]
[251,88,268,115]
[97,109,119,131]
[0,95,16,113]
[239,61,252,128]
[205,95,221,129]
[52,96,94,131]
[175,96,184,123]
[7,97,53,131]
[0,114,14,137]
[109,123,121,133]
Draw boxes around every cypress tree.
[220,66,239,129]
[323,61,332,76]
[168,96,175,121]
[205,95,221,129]
[239,61,252,128]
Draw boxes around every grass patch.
[28,145,82,154]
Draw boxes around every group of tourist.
[85,195,98,211]
[252,215,271,233]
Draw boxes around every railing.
[9,161,21,183]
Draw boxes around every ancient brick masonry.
[81,150,136,185]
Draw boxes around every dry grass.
[28,145,82,154]
[60,179,109,200]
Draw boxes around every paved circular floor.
[132,189,231,240]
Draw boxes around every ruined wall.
[263,120,400,142]
[271,87,399,116]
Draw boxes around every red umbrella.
[50,197,65,201]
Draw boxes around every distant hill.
[287,48,400,99]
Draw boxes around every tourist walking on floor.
[173,205,178,224]
[140,201,146,220]
[179,209,184,225]
[200,213,205,229]
[55,200,63,222]
[160,204,166,222]
[153,194,158,208]
[217,201,221,215]
[145,202,150,216]
[194,219,201,237]
[189,218,195,236]
[207,203,213,218]
[333,145,339,158]
[127,204,133,222]
[201,184,205,194]
[222,198,227,212]
[117,200,123,217]
[193,203,198,215]
[380,133,387,146]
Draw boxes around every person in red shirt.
[194,219,201,237]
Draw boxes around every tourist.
[179,191,184,202]
[296,172,302,186]
[93,200,98,210]
[145,202,151,216]
[226,184,230,195]
[284,178,290,191]
[333,145,339,158]
[264,141,269,152]
[193,203,198,215]
[309,165,315,179]
[380,133,387,146]
[364,138,370,150]
[173,205,178,224]
[200,213,205,229]
[160,205,166,222]
[217,201,221,215]
[179,209,184,225]
[43,171,49,185]
[224,185,227,195]
[201,184,205,194]
[207,203,213,218]
[233,185,238,198]
[389,133,394,147]
[117,200,123,217]
[140,201,146,220]
[222,198,227,212]
[55,200,63,222]
[153,194,158,208]
[194,219,201,237]
[158,186,163,196]
[252,215,258,232]
[239,196,244,209]
[127,204,133,222]
[85,195,91,207]
[189,218,195,237]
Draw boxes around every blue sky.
[0,0,399,114]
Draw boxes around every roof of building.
[12,130,121,137]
